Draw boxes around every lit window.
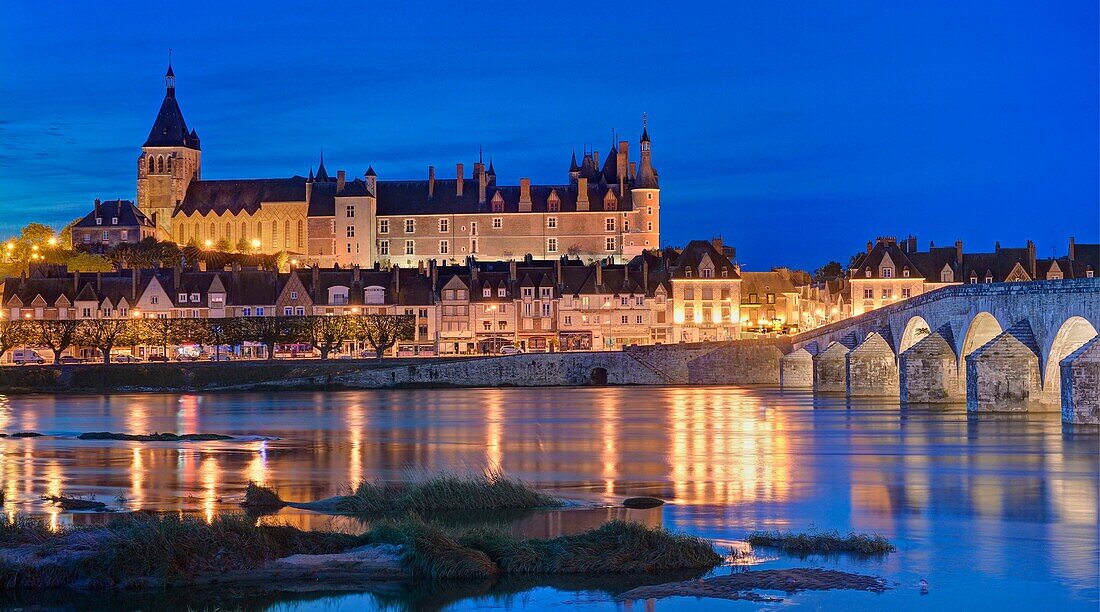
[497,287,506,297]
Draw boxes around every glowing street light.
[250,238,261,249]
[203,239,213,249]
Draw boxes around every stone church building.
[135,64,661,267]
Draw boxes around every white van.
[12,349,45,365]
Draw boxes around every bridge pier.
[899,326,960,403]
[814,341,853,393]
[1061,336,1099,425]
[966,322,1042,413]
[846,332,899,396]
[780,348,814,389]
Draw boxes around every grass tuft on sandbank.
[746,530,895,555]
[241,482,286,509]
[333,470,562,514]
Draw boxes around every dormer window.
[882,267,893,278]
[1087,270,1094,278]
[111,217,118,225]
[189,293,200,302]
[970,273,978,284]
[984,274,993,283]
[497,287,507,297]
[721,268,728,278]
[941,270,953,283]
[701,268,713,279]
[902,268,910,278]
[95,218,102,225]
[483,287,491,298]
[178,293,188,302]
[685,269,692,278]
[364,286,385,305]
[865,268,872,278]
[290,291,298,300]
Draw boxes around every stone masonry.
[846,332,899,396]
[1061,336,1099,425]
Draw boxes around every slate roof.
[740,271,798,298]
[375,180,632,216]
[74,200,156,229]
[176,177,308,216]
[144,86,199,149]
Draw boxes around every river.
[0,387,1096,610]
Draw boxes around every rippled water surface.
[0,387,1096,610]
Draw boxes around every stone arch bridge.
[779,279,1100,424]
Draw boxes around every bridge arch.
[960,312,1003,359]
[1043,316,1098,397]
[899,315,931,354]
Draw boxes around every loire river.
[0,387,1096,610]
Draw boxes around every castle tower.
[627,114,660,258]
[136,60,201,240]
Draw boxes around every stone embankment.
[0,340,789,394]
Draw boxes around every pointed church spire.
[308,166,314,182]
[487,157,495,176]
[640,112,649,143]
[569,148,579,172]
[315,149,330,182]
[165,49,175,93]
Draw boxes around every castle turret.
[136,58,201,240]
[626,114,660,259]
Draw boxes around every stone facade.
[1060,336,1099,425]
[846,332,899,396]
[898,327,960,403]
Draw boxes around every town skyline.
[1,1,1096,271]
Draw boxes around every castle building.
[133,64,660,266]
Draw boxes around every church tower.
[136,60,201,239]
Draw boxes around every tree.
[813,261,845,283]
[238,316,297,360]
[77,319,138,364]
[29,320,81,364]
[138,317,182,359]
[0,319,29,361]
[215,238,232,252]
[196,318,241,360]
[353,314,415,359]
[300,315,351,360]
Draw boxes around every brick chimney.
[576,177,589,211]
[336,170,346,191]
[311,265,320,295]
[352,264,360,284]
[617,140,629,187]
[628,161,636,180]
[508,259,517,280]
[1027,239,1036,276]
[428,166,435,199]
[392,263,400,295]
[478,170,487,204]
[642,257,650,293]
[519,178,532,212]
[73,270,81,293]
[595,260,603,287]
[1069,236,1076,260]
[866,240,873,254]
[907,235,917,253]
[456,163,464,197]
[173,265,181,291]
[955,240,963,265]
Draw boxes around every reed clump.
[746,530,895,555]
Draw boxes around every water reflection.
[0,387,1095,608]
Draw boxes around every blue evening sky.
[0,1,1096,270]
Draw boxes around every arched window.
[148,156,155,174]
[166,156,173,173]
[226,222,232,241]
[241,221,248,240]
[284,220,290,248]
[256,221,263,243]
[209,222,215,240]
[157,156,165,173]
[297,220,304,247]
[271,221,278,247]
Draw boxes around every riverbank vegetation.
[746,530,895,555]
[0,512,720,589]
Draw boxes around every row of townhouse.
[847,236,1098,315]
[2,240,746,356]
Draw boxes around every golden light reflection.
[668,388,792,507]
[245,441,269,487]
[45,461,62,532]
[485,391,504,469]
[130,446,145,510]
[199,453,219,524]
[345,403,366,486]
[601,393,619,496]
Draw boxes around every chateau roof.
[374,180,633,216]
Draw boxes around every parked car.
[208,354,234,362]
[11,349,45,365]
[499,345,523,355]
[59,356,85,365]
[113,355,144,363]
[147,355,170,362]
